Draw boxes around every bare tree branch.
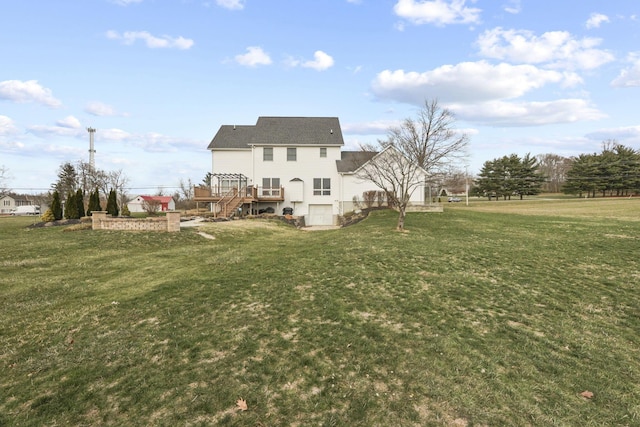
[356,99,469,230]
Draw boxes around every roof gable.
[136,195,174,203]
[208,116,344,150]
[336,151,377,173]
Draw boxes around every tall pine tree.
[106,189,119,217]
[51,191,63,220]
[87,188,101,216]
[64,191,79,219]
[76,188,85,218]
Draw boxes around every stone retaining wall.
[91,211,180,232]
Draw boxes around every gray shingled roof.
[336,151,377,173]
[207,117,344,150]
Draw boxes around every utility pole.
[465,167,469,206]
[87,127,96,169]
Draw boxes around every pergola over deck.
[193,173,284,203]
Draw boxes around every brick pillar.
[92,211,108,230]
[166,211,181,232]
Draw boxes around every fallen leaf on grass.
[236,398,248,411]
[580,390,594,399]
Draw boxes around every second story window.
[320,147,327,158]
[263,147,273,161]
[287,147,297,161]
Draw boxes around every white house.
[127,195,176,213]
[0,194,37,215]
[194,116,426,226]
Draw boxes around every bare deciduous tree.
[536,153,571,193]
[142,198,161,215]
[392,99,469,172]
[175,178,195,210]
[357,144,426,231]
[0,165,11,197]
[357,99,469,231]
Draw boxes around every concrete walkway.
[179,218,206,228]
[300,225,341,231]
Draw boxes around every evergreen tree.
[476,153,544,200]
[64,191,79,219]
[51,191,63,220]
[87,188,101,216]
[563,153,599,197]
[76,188,85,218]
[52,162,79,196]
[563,142,640,197]
[106,189,119,217]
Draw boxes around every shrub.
[41,209,55,222]
[121,204,131,217]
[363,191,377,208]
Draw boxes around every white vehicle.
[10,205,41,215]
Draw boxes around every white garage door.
[307,204,334,226]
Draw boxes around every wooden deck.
[193,186,285,203]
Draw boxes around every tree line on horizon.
[471,140,640,199]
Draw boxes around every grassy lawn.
[1,198,639,426]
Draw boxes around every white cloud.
[611,52,640,87]
[503,0,521,14]
[0,80,62,108]
[216,0,244,10]
[296,51,335,71]
[372,61,579,104]
[476,28,614,70]
[0,139,26,152]
[110,0,143,5]
[85,101,125,117]
[448,99,606,126]
[393,0,481,26]
[56,116,82,129]
[0,115,18,135]
[586,125,640,142]
[342,120,402,135]
[29,124,83,138]
[106,30,194,50]
[100,128,133,141]
[234,46,272,67]
[586,13,610,29]
[42,143,84,157]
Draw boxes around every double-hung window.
[262,178,280,197]
[320,147,327,158]
[287,147,297,161]
[313,178,331,196]
[263,147,273,161]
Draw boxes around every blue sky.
[1,0,639,193]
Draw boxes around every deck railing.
[194,185,284,202]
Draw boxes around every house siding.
[207,117,428,225]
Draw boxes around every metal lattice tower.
[87,127,96,169]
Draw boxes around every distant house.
[194,116,427,225]
[127,195,176,213]
[0,194,36,215]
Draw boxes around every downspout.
[339,172,344,215]
[251,144,255,215]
